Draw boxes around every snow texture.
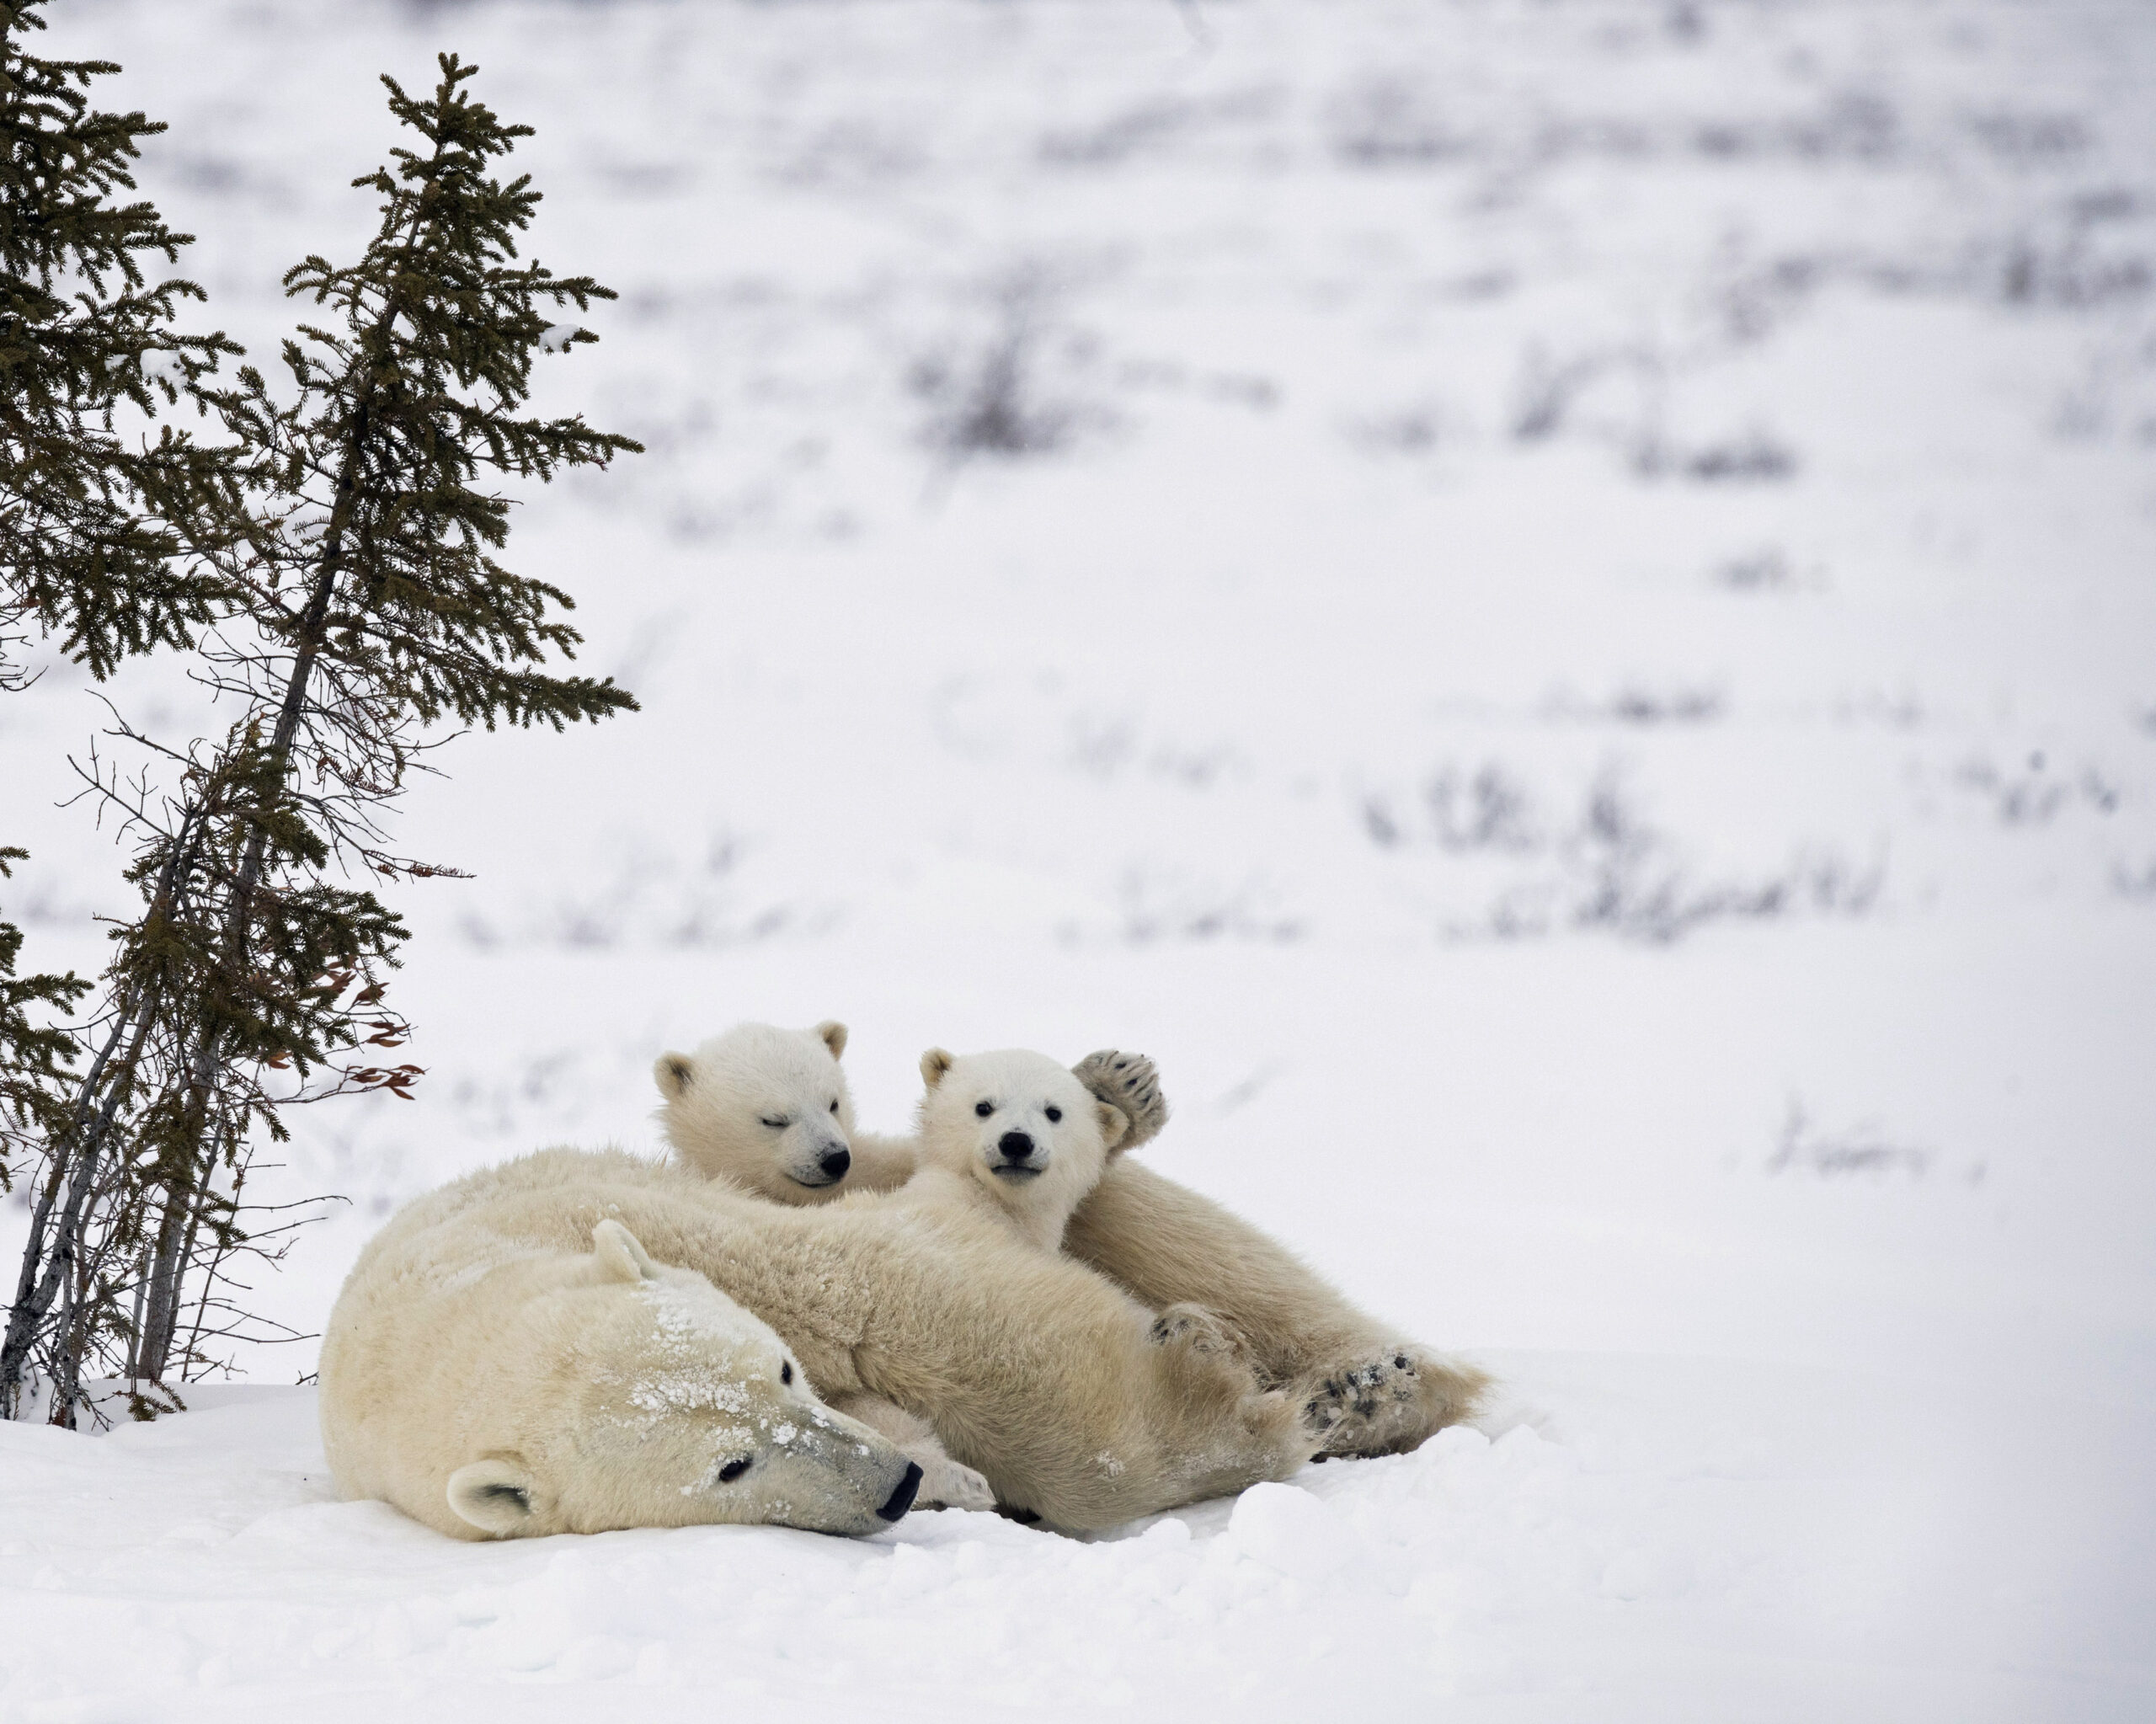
[3,0,2154,1718]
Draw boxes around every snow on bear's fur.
[319,1198,921,1540]
[323,1146,1317,1533]
[654,1022,1492,1458]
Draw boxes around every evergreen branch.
[5,40,641,1425]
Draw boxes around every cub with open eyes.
[890,1045,1244,1359]
[899,1047,1135,1251]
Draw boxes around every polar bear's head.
[915,1048,1131,1250]
[653,1021,857,1202]
[444,1220,921,1539]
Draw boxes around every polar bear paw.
[1302,1354,1413,1442]
[910,1447,996,1513]
[1072,1049,1169,1151]
[1148,1301,1243,1357]
[1299,1345,1491,1458]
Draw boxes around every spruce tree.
[0,0,235,673]
[1,52,639,1424]
[0,3,232,1229]
[0,848,85,1192]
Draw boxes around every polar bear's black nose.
[818,1145,851,1179]
[996,1130,1036,1163]
[877,1462,923,1522]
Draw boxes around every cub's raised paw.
[1149,1301,1241,1357]
[1072,1049,1169,1151]
[1300,1346,1491,1459]
[912,1451,996,1513]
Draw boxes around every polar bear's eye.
[718,1457,752,1483]
[829,1100,839,1114]
[974,1100,995,1118]
[1044,1106,1062,1123]
[781,1360,794,1387]
[760,1115,789,1130]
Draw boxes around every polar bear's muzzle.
[787,1134,853,1188]
[990,1129,1045,1179]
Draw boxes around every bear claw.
[1302,1352,1427,1447]
[1071,1049,1170,1151]
[1295,1344,1489,1457]
[1149,1302,1239,1356]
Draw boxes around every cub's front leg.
[826,1390,995,1512]
[1147,1300,1245,1357]
[1070,1049,1169,1151]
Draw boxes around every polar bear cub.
[905,1047,1133,1252]
[901,1048,1246,1363]
[655,1021,875,1202]
[319,1212,923,1540]
[653,1022,1168,1207]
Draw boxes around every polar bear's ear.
[654,1052,696,1101]
[814,1020,849,1061]
[447,1455,539,1535]
[1097,1100,1132,1156]
[919,1048,955,1090]
[591,1218,658,1284]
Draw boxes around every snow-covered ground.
[4,1358,2148,1722]
[4,1,2155,1717]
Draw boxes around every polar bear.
[902,1046,1134,1252]
[319,1211,922,1540]
[322,1146,1316,1534]
[655,1020,913,1203]
[895,1046,1251,1366]
[654,1022,1489,1458]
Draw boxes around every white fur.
[654,1021,872,1201]
[654,1024,994,1508]
[906,1047,1130,1252]
[319,1206,921,1540]
[322,1148,1315,1533]
[658,1022,1492,1459]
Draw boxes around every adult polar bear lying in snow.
[322,1145,1315,1534]
[319,1208,922,1540]
[654,1022,1489,1457]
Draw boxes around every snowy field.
[4,0,2156,1717]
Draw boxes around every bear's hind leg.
[1299,1344,1491,1460]
[1138,1313,1317,1504]
[1065,1160,1493,1456]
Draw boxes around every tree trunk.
[131,1177,197,1385]
[124,382,376,1390]
[0,820,196,1417]
[0,1002,152,1417]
